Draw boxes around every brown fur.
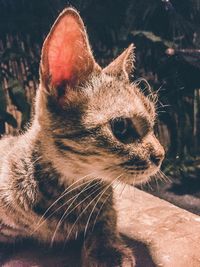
[0,8,164,267]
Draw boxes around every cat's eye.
[110,118,139,144]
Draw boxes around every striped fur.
[0,8,164,267]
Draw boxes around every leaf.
[0,84,7,112]
[7,78,31,127]
[8,78,30,112]
[4,112,18,128]
[131,31,175,48]
[0,110,17,128]
[0,84,17,128]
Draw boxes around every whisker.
[157,170,171,183]
[50,179,102,246]
[160,171,172,183]
[32,181,91,234]
[83,174,124,239]
[119,179,127,197]
[32,176,98,234]
[153,175,159,192]
[35,172,95,226]
[146,179,153,191]
[46,179,100,224]
[92,179,122,232]
[66,174,123,243]
[157,110,167,114]
[31,180,95,235]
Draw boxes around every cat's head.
[36,8,164,185]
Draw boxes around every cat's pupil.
[110,118,139,144]
[114,119,127,134]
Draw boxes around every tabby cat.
[0,8,164,267]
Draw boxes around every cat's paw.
[113,245,135,267]
[120,252,135,267]
[82,244,135,267]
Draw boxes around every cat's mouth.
[118,160,161,185]
[120,157,162,172]
[119,159,149,172]
[121,165,149,171]
[122,167,159,185]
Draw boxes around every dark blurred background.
[0,0,200,214]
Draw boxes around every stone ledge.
[1,184,200,266]
[115,184,200,267]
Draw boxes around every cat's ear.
[40,8,101,96]
[103,44,135,79]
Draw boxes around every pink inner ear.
[48,16,83,86]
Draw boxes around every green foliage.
[0,84,17,128]
[131,31,175,49]
[8,79,31,129]
[0,77,31,131]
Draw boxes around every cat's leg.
[81,221,135,267]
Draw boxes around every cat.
[0,7,164,267]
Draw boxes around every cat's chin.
[121,167,160,185]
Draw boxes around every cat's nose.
[150,153,164,166]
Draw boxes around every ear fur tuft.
[103,44,136,79]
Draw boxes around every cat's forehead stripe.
[84,87,154,128]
